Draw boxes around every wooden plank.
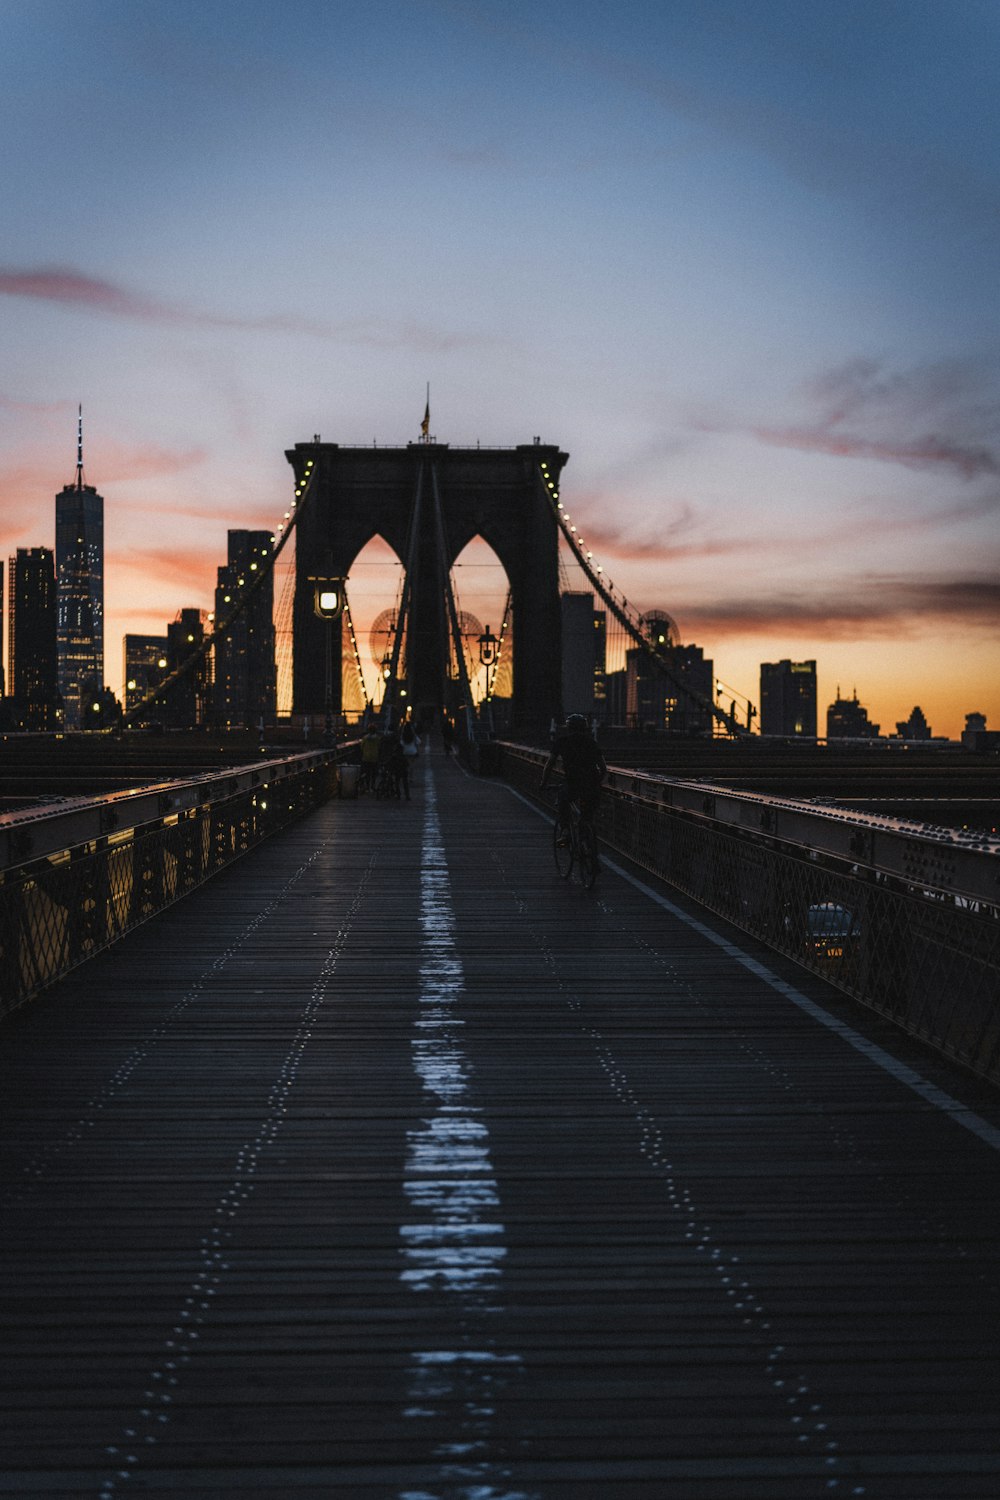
[0,754,998,1497]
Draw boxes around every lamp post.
[477,624,499,701]
[310,575,345,746]
[380,652,393,725]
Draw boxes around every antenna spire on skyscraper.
[75,404,86,490]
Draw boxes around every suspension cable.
[342,586,370,711]
[120,456,319,728]
[535,461,748,737]
[430,464,476,721]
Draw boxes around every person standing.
[398,720,420,801]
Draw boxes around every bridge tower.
[285,440,569,735]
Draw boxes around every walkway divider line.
[504,784,1000,1155]
[398,767,535,1500]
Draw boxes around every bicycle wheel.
[553,818,574,879]
[577,821,599,889]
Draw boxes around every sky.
[1,0,997,737]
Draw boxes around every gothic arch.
[288,441,568,734]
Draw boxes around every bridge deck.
[2,756,999,1498]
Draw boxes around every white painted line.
[399,769,534,1499]
[505,784,1000,1154]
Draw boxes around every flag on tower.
[420,386,430,438]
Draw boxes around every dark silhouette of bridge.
[125,431,749,740]
[1,742,999,1497]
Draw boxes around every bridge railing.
[495,742,1000,1084]
[0,750,344,1020]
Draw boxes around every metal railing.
[0,751,341,1019]
[496,743,1000,1084]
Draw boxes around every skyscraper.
[561,591,604,719]
[0,557,5,699]
[8,547,59,730]
[164,608,212,729]
[827,687,880,740]
[123,634,169,716]
[55,408,104,729]
[626,639,714,735]
[760,659,817,737]
[213,531,276,728]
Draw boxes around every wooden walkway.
[2,755,999,1498]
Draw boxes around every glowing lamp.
[311,576,345,619]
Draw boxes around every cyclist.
[540,714,607,832]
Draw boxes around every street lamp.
[478,624,499,701]
[309,575,345,744]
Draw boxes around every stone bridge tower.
[285,440,569,736]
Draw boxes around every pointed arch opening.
[449,535,514,731]
[343,534,406,722]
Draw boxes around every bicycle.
[552,796,600,889]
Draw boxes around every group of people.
[353,709,606,820]
[359,720,421,801]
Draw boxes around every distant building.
[894,705,932,740]
[760,659,817,738]
[55,410,104,729]
[961,712,1000,753]
[123,634,170,717]
[826,687,880,740]
[627,640,714,735]
[163,608,211,728]
[0,557,5,698]
[213,530,276,728]
[7,547,59,731]
[560,591,605,719]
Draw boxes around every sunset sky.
[2,0,997,737]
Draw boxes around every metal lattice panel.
[500,743,1000,1085]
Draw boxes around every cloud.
[575,518,765,565]
[752,425,998,480]
[679,575,1000,640]
[756,356,1000,479]
[557,486,994,570]
[0,266,498,351]
[688,354,1000,481]
[114,545,217,595]
[0,393,76,416]
[91,440,209,485]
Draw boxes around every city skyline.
[1,1,997,739]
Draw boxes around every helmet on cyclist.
[565,714,589,734]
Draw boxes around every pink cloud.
[0,265,498,351]
[90,439,208,485]
[753,425,998,479]
[114,545,217,595]
[0,269,173,321]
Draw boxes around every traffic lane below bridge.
[0,752,996,1496]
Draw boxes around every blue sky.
[2,0,997,733]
